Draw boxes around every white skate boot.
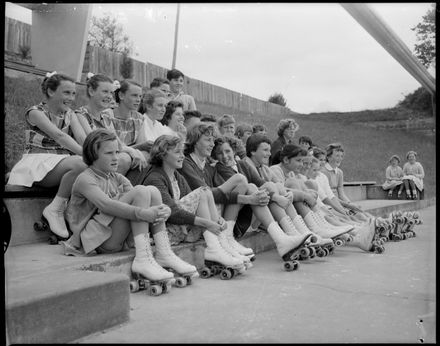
[42,196,70,239]
[201,230,246,279]
[218,230,253,270]
[314,209,354,233]
[153,230,199,287]
[130,233,175,295]
[224,220,256,261]
[303,212,351,246]
[291,215,335,257]
[266,221,311,261]
[279,216,320,260]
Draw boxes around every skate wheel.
[200,267,211,278]
[220,269,233,280]
[308,247,316,258]
[299,247,309,258]
[33,221,47,232]
[284,261,296,271]
[316,248,326,258]
[129,280,139,293]
[186,276,193,286]
[175,277,187,288]
[299,252,309,261]
[334,239,344,247]
[49,235,58,245]
[249,254,256,262]
[149,285,163,296]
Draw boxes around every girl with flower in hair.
[7,72,87,239]
[75,73,147,176]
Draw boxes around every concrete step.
[5,198,435,344]
[6,269,129,344]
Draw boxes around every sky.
[5,2,435,114]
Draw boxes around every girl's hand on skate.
[205,220,223,236]
[217,216,228,231]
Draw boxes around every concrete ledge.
[6,269,129,344]
[367,184,425,200]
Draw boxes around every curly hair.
[276,118,299,137]
[185,122,215,155]
[149,134,183,167]
[161,100,184,126]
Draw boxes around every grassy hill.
[4,73,436,198]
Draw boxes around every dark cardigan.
[215,160,266,187]
[143,165,196,225]
[179,154,239,205]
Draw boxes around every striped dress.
[7,103,76,187]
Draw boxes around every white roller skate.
[153,230,199,288]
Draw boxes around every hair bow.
[87,72,95,80]
[113,80,121,90]
[45,71,57,78]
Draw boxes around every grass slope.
[4,74,436,198]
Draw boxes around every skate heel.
[200,260,241,280]
[130,272,175,295]
[164,268,199,287]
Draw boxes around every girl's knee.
[118,153,132,174]
[231,173,247,185]
[247,183,258,193]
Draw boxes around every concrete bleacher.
[4,183,435,344]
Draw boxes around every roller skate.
[347,218,385,254]
[265,221,314,271]
[153,230,199,288]
[34,214,70,245]
[291,215,335,258]
[223,220,256,264]
[218,227,253,270]
[200,231,246,280]
[130,234,176,295]
[279,216,319,261]
[303,211,353,249]
[390,212,406,241]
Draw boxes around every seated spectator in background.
[137,77,171,114]
[252,124,267,136]
[75,73,146,175]
[160,100,187,140]
[402,150,425,200]
[235,123,253,147]
[382,154,404,199]
[200,113,220,138]
[269,118,299,165]
[167,68,197,111]
[136,89,170,144]
[298,135,314,156]
[150,77,171,97]
[217,114,236,137]
[183,110,202,129]
[217,114,246,160]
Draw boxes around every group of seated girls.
[7,69,422,283]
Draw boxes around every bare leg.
[35,156,86,198]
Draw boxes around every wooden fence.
[4,18,295,118]
[82,45,295,118]
[4,17,31,55]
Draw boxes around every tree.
[88,13,134,55]
[411,3,436,68]
[268,92,287,107]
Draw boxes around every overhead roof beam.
[341,3,435,96]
